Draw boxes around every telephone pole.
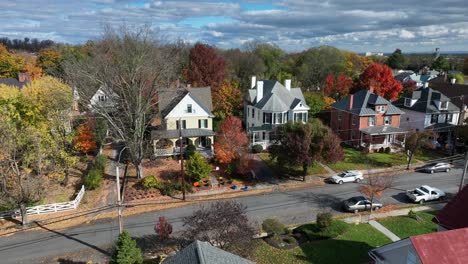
[179,119,186,200]
[115,146,127,234]
[460,151,468,192]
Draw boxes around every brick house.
[330,89,406,152]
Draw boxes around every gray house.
[244,77,310,149]
[163,240,255,264]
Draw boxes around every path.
[317,161,336,175]
[368,220,400,242]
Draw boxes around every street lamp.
[116,146,127,234]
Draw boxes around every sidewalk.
[369,220,400,242]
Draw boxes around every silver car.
[328,170,364,184]
[343,196,383,213]
[418,162,452,173]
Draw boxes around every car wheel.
[355,178,361,183]
[354,209,359,214]
[430,170,434,174]
[419,199,425,204]
[446,168,450,172]
[338,180,343,185]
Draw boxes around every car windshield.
[349,197,362,204]
[426,163,437,167]
[338,173,346,177]
[420,186,430,193]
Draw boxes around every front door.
[200,136,207,147]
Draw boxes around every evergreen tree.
[111,231,143,264]
[386,49,408,69]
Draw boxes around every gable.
[166,93,212,118]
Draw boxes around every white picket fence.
[0,185,85,219]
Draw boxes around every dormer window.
[404,98,411,107]
[98,95,106,102]
[376,105,385,113]
[384,116,392,125]
[187,104,192,113]
[440,101,448,110]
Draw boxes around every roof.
[429,82,468,111]
[152,128,215,140]
[247,80,309,112]
[410,227,468,264]
[360,126,407,135]
[159,87,213,118]
[0,78,27,89]
[331,89,404,116]
[394,72,413,82]
[163,240,255,264]
[394,87,460,114]
[434,185,468,230]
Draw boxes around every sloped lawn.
[377,211,438,239]
[257,153,327,177]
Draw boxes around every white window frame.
[446,113,453,123]
[352,115,356,125]
[187,104,192,113]
[440,101,448,110]
[377,105,385,113]
[384,116,391,125]
[98,95,106,102]
[368,116,375,127]
[198,119,208,129]
[404,98,411,107]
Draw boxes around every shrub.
[185,144,196,158]
[378,147,385,153]
[111,230,143,264]
[140,176,160,190]
[385,147,391,153]
[84,169,103,190]
[94,154,107,172]
[154,216,172,240]
[158,182,175,196]
[408,209,419,220]
[186,152,211,181]
[262,218,286,235]
[316,212,333,229]
[294,220,349,241]
[173,181,194,193]
[252,144,263,153]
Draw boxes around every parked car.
[328,170,363,184]
[417,162,452,173]
[343,196,383,213]
[406,185,445,204]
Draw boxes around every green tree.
[303,92,326,116]
[449,73,464,84]
[111,230,143,264]
[252,43,286,80]
[0,44,24,78]
[186,152,211,181]
[432,56,450,71]
[463,58,468,75]
[386,49,408,69]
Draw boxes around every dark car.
[417,162,452,173]
[343,196,383,213]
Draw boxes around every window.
[440,101,448,110]
[352,115,356,125]
[368,116,375,126]
[404,98,411,107]
[338,112,342,121]
[252,107,255,118]
[263,113,272,124]
[384,116,392,125]
[276,113,283,124]
[351,130,355,140]
[377,105,385,113]
[187,104,192,113]
[262,132,266,140]
[198,119,208,128]
[283,112,288,122]
[446,113,453,123]
[176,120,186,129]
[98,95,106,102]
[431,114,438,124]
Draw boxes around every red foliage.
[319,128,344,163]
[74,121,97,153]
[188,43,227,91]
[355,63,402,101]
[324,73,353,100]
[154,216,173,239]
[402,80,417,94]
[213,116,249,165]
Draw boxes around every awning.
[426,123,456,133]
[152,128,215,140]
[360,126,407,136]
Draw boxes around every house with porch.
[330,89,406,152]
[244,77,310,150]
[394,86,459,149]
[151,86,215,157]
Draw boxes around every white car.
[406,185,445,204]
[328,170,363,184]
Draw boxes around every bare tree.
[63,26,181,178]
[182,200,257,257]
[359,174,394,218]
[405,130,434,170]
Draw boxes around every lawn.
[253,222,391,264]
[413,148,447,162]
[327,147,415,172]
[257,153,328,177]
[377,211,438,239]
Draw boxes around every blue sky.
[1,0,468,53]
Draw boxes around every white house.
[244,77,310,150]
[88,86,118,111]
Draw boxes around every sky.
[1,0,468,53]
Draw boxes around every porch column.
[209,136,214,154]
[360,132,363,147]
[252,132,255,144]
[153,139,159,154]
[189,137,197,146]
[170,139,177,153]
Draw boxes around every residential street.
[0,161,465,263]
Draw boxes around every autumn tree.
[402,80,417,94]
[303,92,326,116]
[74,121,97,153]
[214,116,249,165]
[37,49,63,75]
[17,53,43,79]
[0,44,24,78]
[323,73,353,100]
[251,42,287,80]
[183,200,256,257]
[386,49,408,70]
[212,81,243,119]
[154,216,173,240]
[359,175,393,217]
[318,126,345,164]
[355,63,402,101]
[221,48,265,93]
[405,130,434,170]
[344,51,373,77]
[186,152,211,181]
[188,43,227,91]
[64,27,181,179]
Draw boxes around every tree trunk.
[62,168,69,186]
[303,163,308,182]
[406,151,413,170]
[136,162,143,179]
[20,203,28,226]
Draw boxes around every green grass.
[327,147,415,172]
[413,148,446,162]
[257,153,327,177]
[377,211,438,239]
[253,222,391,264]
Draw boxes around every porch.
[359,126,407,152]
[248,125,276,150]
[152,128,215,157]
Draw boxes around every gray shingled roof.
[163,240,255,264]
[247,80,309,112]
[331,90,404,116]
[159,87,213,118]
[360,126,407,135]
[0,78,27,89]
[394,87,459,114]
[152,128,215,140]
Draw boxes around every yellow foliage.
[323,96,336,109]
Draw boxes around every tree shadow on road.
[56,259,87,264]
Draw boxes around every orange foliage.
[214,116,249,164]
[74,122,97,153]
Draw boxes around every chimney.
[369,86,374,93]
[251,76,257,89]
[284,79,291,91]
[349,94,353,110]
[451,78,456,85]
[256,81,263,102]
[18,72,32,84]
[187,84,191,90]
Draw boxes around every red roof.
[410,228,468,264]
[435,185,468,230]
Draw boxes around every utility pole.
[179,119,186,200]
[460,151,468,192]
[115,146,127,234]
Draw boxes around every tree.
[37,49,63,75]
[405,130,434,170]
[323,73,353,100]
[402,80,417,94]
[221,48,265,93]
[111,230,143,264]
[0,44,24,78]
[355,63,402,101]
[214,116,249,165]
[183,200,256,256]
[432,56,450,71]
[449,73,465,84]
[154,216,173,240]
[303,92,326,116]
[463,58,468,75]
[187,43,227,91]
[318,126,345,164]
[212,81,243,119]
[386,49,408,69]
[252,43,286,80]
[186,152,211,181]
[64,26,181,179]
[344,51,373,77]
[74,121,97,153]
[359,175,393,217]
[17,53,43,79]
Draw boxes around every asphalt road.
[0,160,465,263]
